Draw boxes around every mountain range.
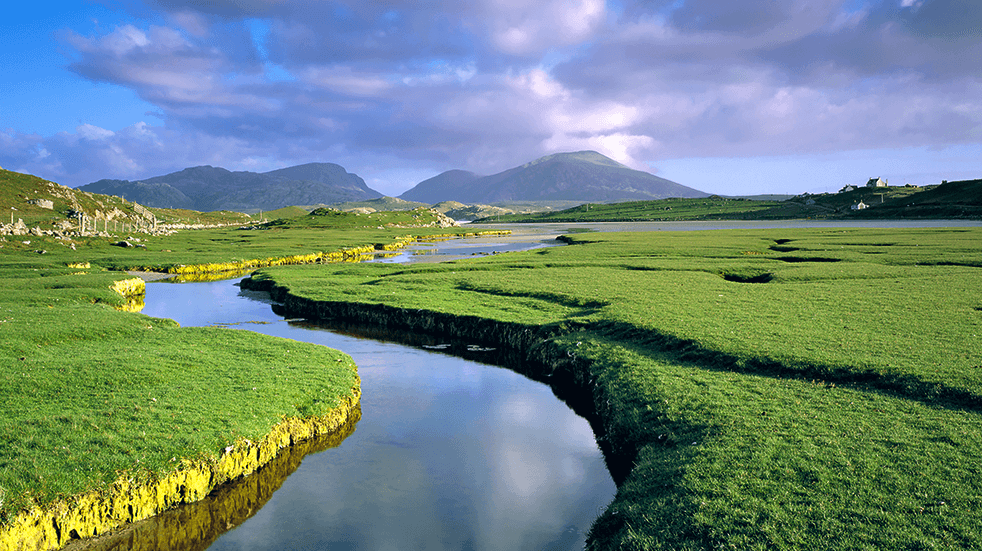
[399,151,706,203]
[80,163,381,213]
[80,151,705,212]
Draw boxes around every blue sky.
[2,0,980,197]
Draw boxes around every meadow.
[249,226,982,550]
[0,205,472,547]
[0,199,516,544]
[477,179,982,223]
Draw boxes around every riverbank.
[0,253,362,550]
[244,226,982,550]
[0,207,524,549]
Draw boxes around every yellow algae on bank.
[165,244,384,277]
[108,277,145,299]
[56,410,359,551]
[108,277,147,312]
[0,386,360,551]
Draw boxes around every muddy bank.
[241,275,636,487]
[0,390,360,551]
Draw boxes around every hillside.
[327,196,429,213]
[399,170,481,203]
[81,163,382,213]
[845,179,982,219]
[399,151,707,203]
[0,169,253,238]
[263,206,457,230]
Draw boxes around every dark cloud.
[669,0,817,34]
[901,0,982,39]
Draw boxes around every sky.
[1,0,980,197]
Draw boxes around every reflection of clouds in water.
[189,277,613,551]
[210,371,607,551]
[469,391,604,550]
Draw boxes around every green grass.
[476,179,982,223]
[478,197,785,223]
[249,205,309,220]
[251,227,982,550]
[263,206,453,229]
[0,262,360,521]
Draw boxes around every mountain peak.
[399,151,706,203]
[521,150,629,170]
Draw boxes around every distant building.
[866,177,888,188]
[851,201,868,210]
[839,185,857,193]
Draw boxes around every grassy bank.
[248,227,982,549]
[0,197,519,548]
[0,259,361,548]
[0,225,416,548]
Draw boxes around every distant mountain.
[400,170,481,204]
[81,163,382,212]
[399,151,707,203]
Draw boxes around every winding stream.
[113,231,615,551]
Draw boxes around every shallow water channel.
[120,232,616,551]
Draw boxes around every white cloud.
[471,0,608,55]
[543,132,656,169]
[76,124,115,141]
[301,66,394,97]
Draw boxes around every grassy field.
[4,164,980,549]
[249,226,982,550]
[476,179,982,223]
[478,196,786,223]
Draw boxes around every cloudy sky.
[2,0,979,196]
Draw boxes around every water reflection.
[133,276,615,551]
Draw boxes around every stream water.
[119,230,616,551]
